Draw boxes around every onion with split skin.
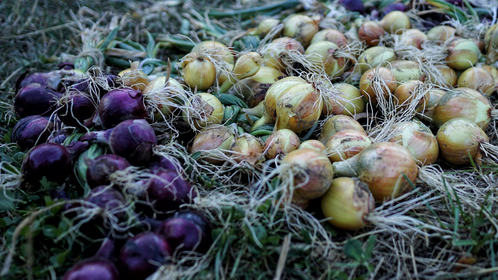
[319,115,366,144]
[326,130,372,162]
[321,177,375,230]
[229,133,265,165]
[230,66,284,108]
[333,142,418,202]
[183,92,224,130]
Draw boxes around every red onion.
[156,215,211,253]
[11,115,53,151]
[85,154,130,188]
[62,257,119,280]
[97,88,148,129]
[58,90,96,127]
[21,143,72,185]
[14,83,62,118]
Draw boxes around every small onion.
[358,21,385,46]
[263,37,305,72]
[85,154,130,189]
[58,90,96,127]
[359,67,397,104]
[282,14,319,48]
[457,67,496,97]
[229,133,265,165]
[436,118,488,166]
[63,257,119,280]
[264,129,300,159]
[12,115,53,151]
[427,25,456,44]
[22,143,72,185]
[219,52,264,93]
[357,46,396,73]
[281,148,334,200]
[319,115,366,144]
[86,186,127,221]
[321,177,375,230]
[180,53,217,90]
[143,76,184,120]
[310,29,348,47]
[118,62,149,92]
[389,60,422,83]
[333,142,418,202]
[379,11,411,34]
[393,80,429,112]
[399,29,428,49]
[322,83,365,116]
[388,120,439,165]
[446,39,481,71]
[326,130,372,162]
[183,93,224,130]
[97,88,147,129]
[190,124,235,164]
[255,18,282,38]
[305,41,346,79]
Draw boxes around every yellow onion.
[231,66,284,107]
[484,23,498,64]
[180,53,216,90]
[263,37,305,72]
[359,67,397,104]
[282,14,319,48]
[436,118,488,166]
[358,21,385,46]
[275,82,323,133]
[143,76,184,120]
[427,25,456,44]
[322,83,365,116]
[298,140,326,153]
[427,65,457,88]
[190,124,235,164]
[219,52,264,93]
[321,177,375,230]
[326,130,372,162]
[256,18,282,38]
[310,29,348,47]
[423,89,446,119]
[388,120,439,165]
[457,67,496,97]
[482,65,498,84]
[191,40,234,64]
[305,41,347,78]
[319,115,366,144]
[389,60,422,83]
[393,80,429,112]
[183,92,224,130]
[446,39,481,71]
[217,63,234,85]
[264,129,300,159]
[281,148,334,200]
[358,46,396,73]
[229,133,265,165]
[333,142,419,202]
[273,194,310,210]
[399,29,428,49]
[432,88,493,130]
[118,61,149,91]
[379,11,411,34]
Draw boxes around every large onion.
[326,130,372,162]
[359,67,397,104]
[319,115,366,144]
[305,41,346,79]
[389,60,422,83]
[457,67,496,97]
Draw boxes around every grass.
[1,0,498,279]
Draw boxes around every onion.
[305,41,346,78]
[423,88,446,119]
[326,130,372,162]
[14,83,62,118]
[263,37,305,72]
[180,52,217,90]
[143,76,184,120]
[264,129,300,159]
[12,115,53,151]
[484,23,498,64]
[58,90,96,127]
[21,143,72,185]
[427,25,457,44]
[359,67,397,104]
[18,70,65,91]
[85,154,130,189]
[379,11,411,34]
[339,0,365,13]
[427,65,457,88]
[457,67,496,97]
[86,186,128,221]
[182,92,224,130]
[358,46,396,73]
[446,39,481,71]
[432,88,493,130]
[282,14,319,48]
[389,60,422,83]
[393,80,429,112]
[118,61,149,92]
[219,52,264,93]
[322,83,365,116]
[333,142,418,202]
[298,140,326,153]
[63,257,119,280]
[321,177,375,230]
[191,40,234,64]
[190,124,235,164]
[388,120,439,165]
[118,232,172,280]
[147,154,182,174]
[358,21,385,46]
[255,18,282,38]
[281,148,334,200]
[310,29,348,47]
[319,115,366,144]
[97,88,147,129]
[229,133,265,165]
[436,118,488,166]
[399,29,428,49]
[230,66,284,107]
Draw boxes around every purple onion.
[174,210,212,235]
[148,154,182,174]
[97,88,147,129]
[340,0,365,13]
[14,83,62,118]
[48,128,73,144]
[21,143,72,185]
[86,186,127,220]
[382,3,407,14]
[58,90,96,127]
[118,232,172,280]
[81,119,157,165]
[11,115,53,151]
[62,257,119,280]
[17,72,62,91]
[85,154,130,188]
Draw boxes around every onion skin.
[14,83,62,118]
[484,23,498,64]
[358,21,385,46]
[229,133,265,165]
[333,142,418,202]
[190,124,235,164]
[310,29,348,47]
[427,25,456,44]
[181,53,216,90]
[63,257,119,280]
[359,67,397,104]
[321,177,375,230]
[298,140,326,153]
[22,143,72,185]
[264,76,307,123]
[58,90,96,127]
[183,93,224,130]
[399,29,427,49]
[446,39,481,71]
[282,148,334,200]
[323,83,365,116]
[436,118,488,166]
[427,65,457,88]
[319,115,366,144]
[98,88,148,129]
[264,129,300,159]
[457,67,496,97]
[263,37,305,72]
[423,89,446,119]
[282,14,319,48]
[86,186,127,220]
[379,11,411,34]
[326,130,372,162]
[191,41,234,64]
[118,64,149,92]
[393,80,429,112]
[358,47,396,73]
[305,41,346,79]
[231,66,284,107]
[156,216,211,253]
[432,88,492,130]
[12,115,53,151]
[85,155,130,188]
[389,60,422,83]
[256,18,281,38]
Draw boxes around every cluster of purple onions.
[12,66,213,279]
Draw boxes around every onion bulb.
[389,60,422,83]
[183,93,224,130]
[230,66,284,107]
[399,29,427,49]
[264,129,300,159]
[388,120,439,165]
[180,53,216,90]
[281,148,334,200]
[379,11,411,34]
[484,23,498,64]
[446,39,481,71]
[143,76,184,120]
[358,21,385,47]
[255,18,282,38]
[457,67,496,97]
[319,115,366,144]
[322,83,365,116]
[427,25,456,44]
[326,130,372,162]
[333,142,418,202]
[358,46,396,73]
[118,61,149,92]
[359,67,397,104]
[263,37,305,72]
[190,124,235,164]
[427,65,457,88]
[305,41,346,79]
[219,52,264,93]
[191,41,234,64]
[423,89,446,119]
[321,177,375,230]
[432,88,493,130]
[310,29,348,47]
[282,14,319,48]
[229,133,265,165]
[436,118,488,166]
[393,80,429,112]
[298,140,326,153]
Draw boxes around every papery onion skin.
[321,177,375,230]
[98,88,148,129]
[310,29,348,47]
[299,140,326,153]
[256,18,282,38]
[319,115,366,144]
[191,41,235,64]
[156,215,211,253]
[282,148,334,200]
[358,21,385,46]
[359,67,397,104]
[379,11,411,34]
[229,133,265,165]
[427,25,456,44]
[265,76,307,122]
[427,65,458,88]
[85,154,131,189]
[393,80,429,112]
[190,124,235,164]
[282,14,319,48]
[264,129,300,159]
[86,186,127,220]
[436,118,488,166]
[389,60,422,83]
[231,66,284,107]
[181,53,217,90]
[446,39,481,71]
[58,90,96,127]
[358,46,396,73]
[183,93,224,130]
[457,67,496,97]
[305,41,346,79]
[423,89,446,119]
[326,130,372,162]
[118,63,149,92]
[263,37,305,72]
[399,29,428,49]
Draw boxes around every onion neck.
[251,113,272,131]
[243,101,265,117]
[332,154,360,177]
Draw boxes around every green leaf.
[42,225,58,238]
[344,239,363,261]
[49,249,70,267]
[364,235,376,260]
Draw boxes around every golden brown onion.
[190,125,235,164]
[319,115,366,144]
[393,80,429,112]
[263,37,305,72]
[358,46,396,73]
[326,130,372,162]
[310,29,348,47]
[322,83,365,116]
[264,129,300,159]
[359,67,397,104]
[183,93,224,130]
[229,133,265,165]
[446,39,481,71]
[379,11,411,34]
[358,21,385,47]
[305,41,346,78]
[282,14,319,48]
[191,41,234,64]
[457,67,496,97]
